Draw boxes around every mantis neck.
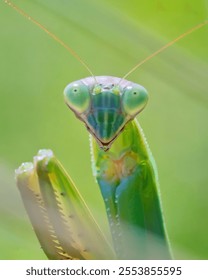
[90,120,172,259]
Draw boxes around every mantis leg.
[16,149,115,260]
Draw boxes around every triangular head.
[64,76,148,151]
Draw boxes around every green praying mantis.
[5,0,208,260]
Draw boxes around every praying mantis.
[5,1,208,259]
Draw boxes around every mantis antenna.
[4,0,96,82]
[121,20,208,81]
[4,0,208,83]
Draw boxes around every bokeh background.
[0,0,208,259]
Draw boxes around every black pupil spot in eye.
[133,92,137,95]
[74,88,77,92]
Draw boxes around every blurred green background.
[0,0,207,259]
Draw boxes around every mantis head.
[64,76,148,150]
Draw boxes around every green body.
[91,120,170,259]
[16,76,171,259]
[64,76,171,259]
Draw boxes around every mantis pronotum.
[5,0,208,259]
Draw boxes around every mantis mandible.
[5,0,208,260]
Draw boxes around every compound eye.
[122,84,148,116]
[64,82,90,113]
